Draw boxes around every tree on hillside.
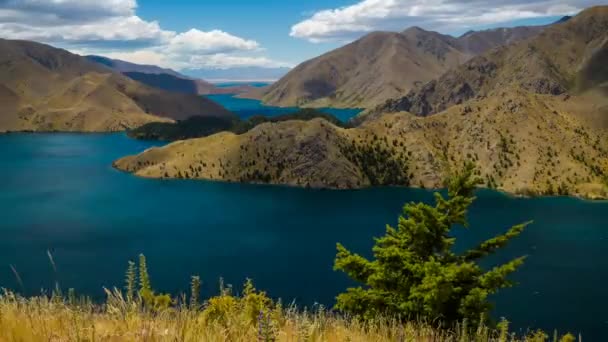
[334,163,529,326]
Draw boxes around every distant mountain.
[250,23,551,109]
[455,25,544,55]
[86,55,184,77]
[183,67,290,82]
[86,55,255,95]
[554,16,573,24]
[0,39,234,132]
[373,6,608,117]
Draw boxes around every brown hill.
[373,6,608,117]
[0,39,234,132]
[247,24,545,109]
[456,25,544,55]
[114,87,608,199]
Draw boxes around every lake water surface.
[206,93,362,122]
[1,133,607,339]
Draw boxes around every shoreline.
[3,130,606,202]
[113,161,608,202]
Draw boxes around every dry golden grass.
[0,287,579,342]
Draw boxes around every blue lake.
[1,133,608,339]
[213,82,270,88]
[206,93,362,122]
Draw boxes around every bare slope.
[0,39,233,132]
[373,6,608,117]
[248,24,544,109]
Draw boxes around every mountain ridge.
[371,6,608,117]
[86,55,256,96]
[0,39,234,132]
[246,21,550,109]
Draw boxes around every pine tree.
[334,163,529,325]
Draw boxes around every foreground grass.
[0,288,578,342]
[0,255,578,341]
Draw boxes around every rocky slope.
[246,23,546,109]
[372,6,608,117]
[0,39,234,132]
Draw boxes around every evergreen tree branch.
[463,222,531,262]
[334,243,375,283]
[479,256,527,290]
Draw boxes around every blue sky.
[134,0,361,66]
[0,0,601,72]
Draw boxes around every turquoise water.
[1,133,608,338]
[206,93,362,122]
[213,82,270,88]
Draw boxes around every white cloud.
[188,54,292,69]
[0,0,136,24]
[0,0,287,69]
[91,49,293,71]
[168,29,259,55]
[291,0,603,43]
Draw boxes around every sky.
[0,0,603,73]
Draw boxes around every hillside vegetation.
[127,109,348,141]
[115,89,608,198]
[0,39,233,133]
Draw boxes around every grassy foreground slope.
[0,288,575,342]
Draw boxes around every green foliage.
[202,279,274,328]
[340,139,411,186]
[559,333,576,342]
[138,254,151,294]
[334,163,529,326]
[242,278,272,325]
[118,254,174,311]
[190,275,201,308]
[125,260,136,304]
[128,108,348,141]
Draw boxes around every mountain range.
[0,39,234,132]
[245,18,566,109]
[370,11,606,117]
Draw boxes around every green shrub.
[334,163,529,326]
